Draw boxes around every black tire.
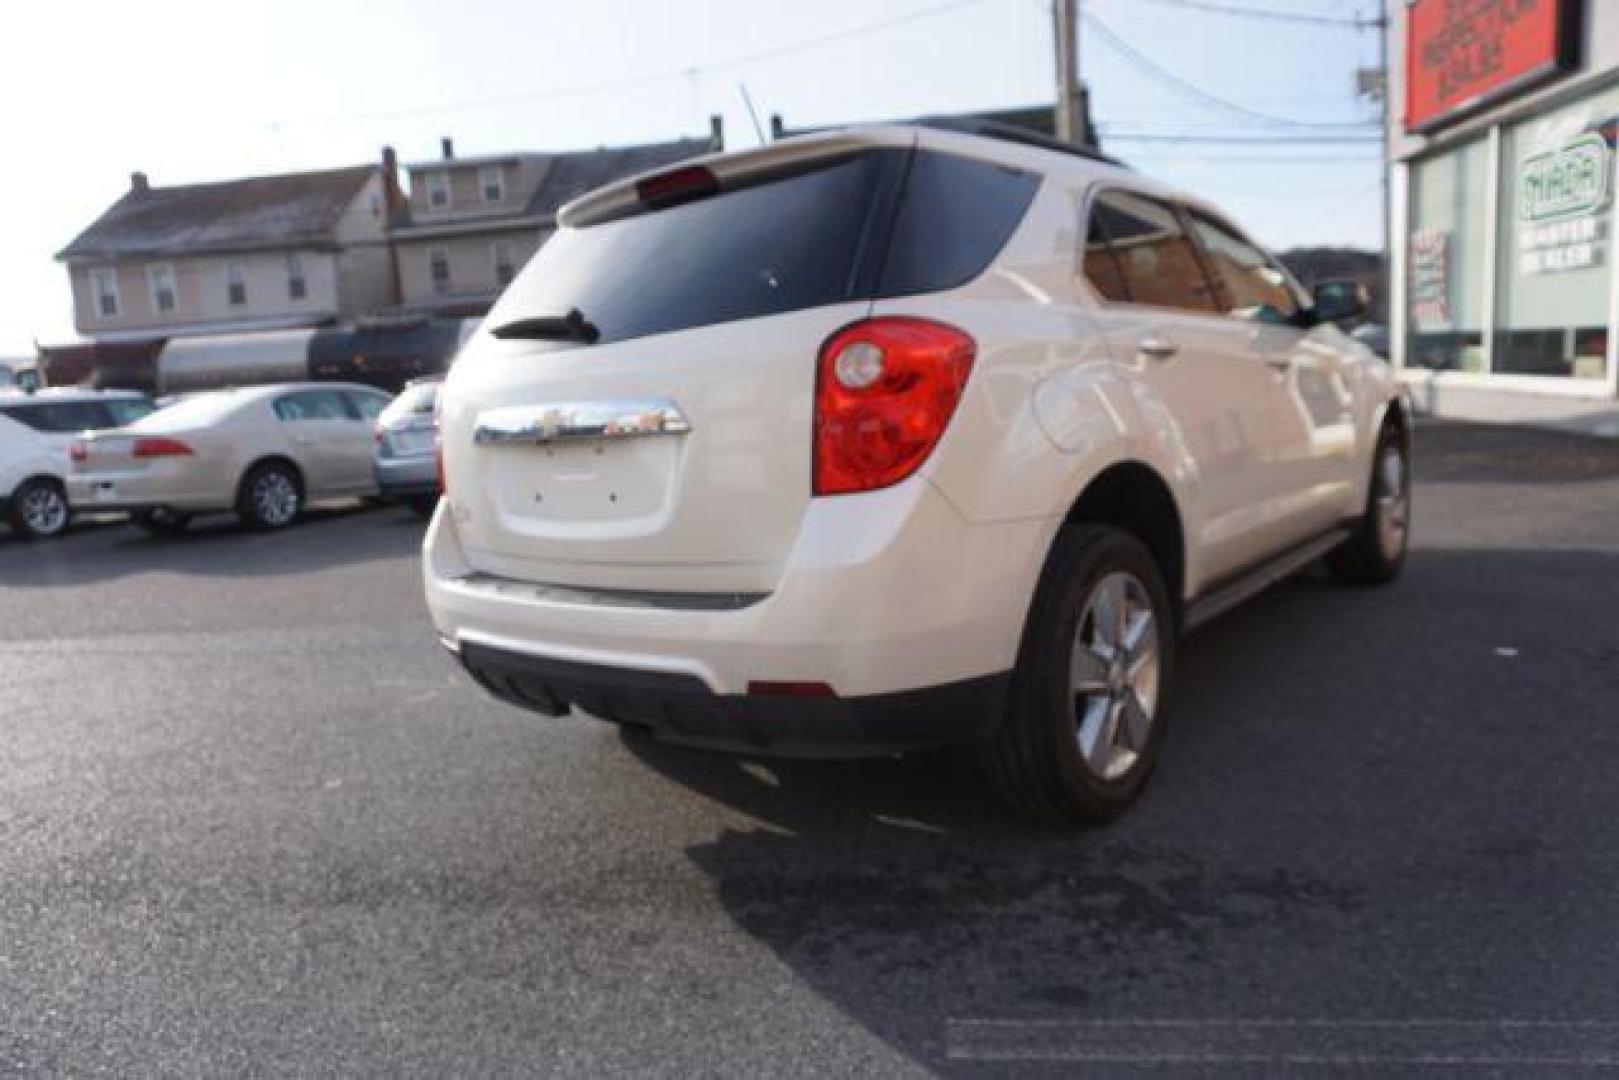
[7,477,71,540]
[131,508,193,535]
[406,494,438,519]
[235,461,304,530]
[1327,420,1410,585]
[989,524,1176,823]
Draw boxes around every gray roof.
[59,166,376,261]
[524,138,712,218]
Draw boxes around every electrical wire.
[1082,7,1376,129]
[272,0,991,128]
[1130,0,1373,29]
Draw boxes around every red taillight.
[69,442,87,464]
[813,317,976,497]
[434,431,445,495]
[635,165,719,210]
[132,437,193,459]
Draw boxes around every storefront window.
[1408,138,1490,372]
[1493,85,1619,380]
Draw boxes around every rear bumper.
[375,454,437,498]
[461,639,1008,757]
[426,477,1057,750]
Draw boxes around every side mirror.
[1312,280,1369,326]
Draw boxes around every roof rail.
[913,117,1126,168]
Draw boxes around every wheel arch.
[236,455,306,501]
[1059,460,1188,623]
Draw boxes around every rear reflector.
[813,317,976,496]
[746,680,837,699]
[132,437,193,458]
[635,165,720,210]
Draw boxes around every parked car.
[1,388,154,539]
[423,121,1409,822]
[374,377,442,517]
[69,382,392,533]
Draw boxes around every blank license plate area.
[392,429,434,455]
[488,437,677,526]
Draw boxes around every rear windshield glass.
[381,381,440,424]
[137,391,246,430]
[489,147,1039,347]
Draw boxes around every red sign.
[1405,0,1581,133]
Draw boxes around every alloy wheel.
[21,485,69,536]
[1375,444,1409,561]
[253,471,300,527]
[1069,571,1161,781]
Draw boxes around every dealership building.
[1390,0,1619,426]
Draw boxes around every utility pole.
[1054,0,1082,144]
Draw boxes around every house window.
[429,247,451,294]
[480,165,504,203]
[427,171,450,208]
[145,263,176,314]
[492,240,515,286]
[90,268,120,319]
[286,252,307,301]
[226,261,247,306]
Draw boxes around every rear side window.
[345,390,390,420]
[492,148,1038,347]
[877,152,1040,296]
[1085,190,1219,313]
[106,398,155,427]
[274,390,351,422]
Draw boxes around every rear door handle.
[1265,356,1295,373]
[1137,336,1179,361]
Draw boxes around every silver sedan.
[69,382,392,532]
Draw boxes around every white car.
[70,382,392,533]
[424,121,1409,821]
[1,388,154,539]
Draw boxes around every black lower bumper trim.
[458,641,1009,759]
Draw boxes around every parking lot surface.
[4,421,1619,1076]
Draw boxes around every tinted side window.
[1089,190,1219,313]
[346,391,389,420]
[274,390,350,422]
[1187,212,1303,323]
[105,398,155,427]
[878,152,1040,296]
[1083,209,1131,302]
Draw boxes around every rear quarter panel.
[873,176,1207,597]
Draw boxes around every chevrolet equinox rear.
[425,123,1408,821]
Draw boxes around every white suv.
[1,388,154,539]
[424,122,1408,821]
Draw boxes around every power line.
[1101,132,1380,144]
[1130,0,1370,28]
[272,0,991,128]
[1082,7,1373,130]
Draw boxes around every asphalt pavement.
[3,422,1619,1077]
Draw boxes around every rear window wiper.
[490,308,600,344]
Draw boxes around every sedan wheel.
[9,480,70,539]
[237,463,303,530]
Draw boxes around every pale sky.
[0,0,1384,355]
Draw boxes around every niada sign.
[1519,134,1612,222]
[1517,133,1612,275]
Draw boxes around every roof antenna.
[737,84,766,147]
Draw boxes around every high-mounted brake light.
[132,437,193,459]
[813,317,976,497]
[635,165,719,210]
